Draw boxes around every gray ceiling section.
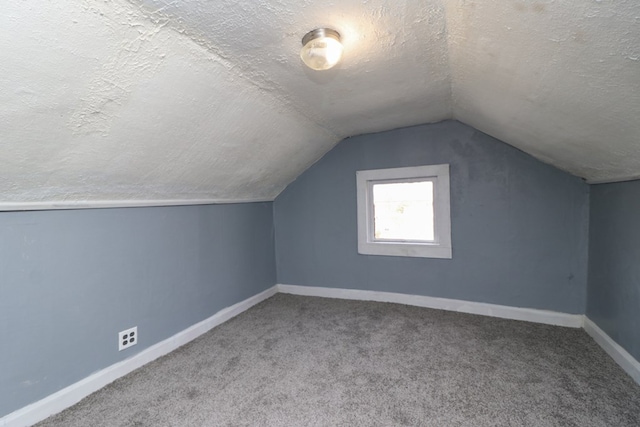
[1,0,638,207]
[446,0,640,184]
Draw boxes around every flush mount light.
[300,28,343,71]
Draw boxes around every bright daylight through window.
[357,164,452,259]
[373,181,434,242]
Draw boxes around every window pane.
[372,181,434,241]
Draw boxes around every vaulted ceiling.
[2,0,639,209]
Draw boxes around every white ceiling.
[1,0,638,208]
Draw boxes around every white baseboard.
[583,317,640,385]
[278,284,640,386]
[5,284,639,427]
[0,286,278,427]
[276,284,584,328]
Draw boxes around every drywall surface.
[1,0,450,207]
[1,0,339,206]
[130,0,452,137]
[587,181,640,361]
[0,203,275,417]
[3,0,639,205]
[274,121,589,313]
[446,0,640,183]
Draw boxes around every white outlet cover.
[118,326,138,351]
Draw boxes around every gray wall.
[274,120,590,313]
[0,203,275,418]
[587,181,640,361]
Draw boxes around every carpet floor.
[36,294,640,426]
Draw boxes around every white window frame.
[356,164,452,259]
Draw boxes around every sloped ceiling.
[446,0,640,184]
[1,0,638,209]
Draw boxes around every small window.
[356,164,452,259]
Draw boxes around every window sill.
[358,241,452,259]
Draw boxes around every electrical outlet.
[118,326,137,351]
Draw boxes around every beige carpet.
[37,294,640,426]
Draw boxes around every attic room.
[1,0,639,425]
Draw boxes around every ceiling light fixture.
[300,28,343,71]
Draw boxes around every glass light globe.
[300,29,343,71]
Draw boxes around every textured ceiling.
[446,0,640,184]
[1,0,638,209]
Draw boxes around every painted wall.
[0,203,275,418]
[274,120,590,313]
[587,181,640,361]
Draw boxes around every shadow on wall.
[0,203,276,418]
[274,120,590,314]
